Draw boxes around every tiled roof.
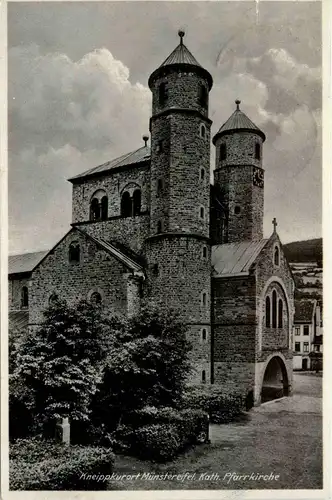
[9,311,29,331]
[160,42,202,68]
[213,101,265,143]
[9,251,49,275]
[212,239,268,277]
[69,145,151,182]
[294,299,316,323]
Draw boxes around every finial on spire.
[272,217,278,232]
[235,99,241,110]
[142,134,149,147]
[178,29,185,45]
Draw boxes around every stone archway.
[261,356,289,403]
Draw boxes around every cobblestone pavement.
[111,372,323,490]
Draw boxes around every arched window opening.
[202,246,207,259]
[133,189,141,216]
[90,198,100,221]
[272,290,277,328]
[159,82,168,106]
[69,242,80,263]
[202,370,206,383]
[202,329,207,341]
[234,206,241,215]
[121,191,132,217]
[101,196,108,220]
[90,291,102,306]
[200,124,206,139]
[200,168,205,181]
[255,142,261,160]
[265,296,271,328]
[157,220,162,233]
[202,292,207,307]
[157,179,163,195]
[278,299,283,328]
[49,293,58,306]
[220,143,227,161]
[199,85,208,108]
[200,206,205,220]
[21,286,28,308]
[274,246,280,266]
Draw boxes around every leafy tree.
[12,298,111,427]
[91,301,193,430]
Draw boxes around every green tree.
[12,298,111,427]
[91,301,193,430]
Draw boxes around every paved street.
[111,372,323,490]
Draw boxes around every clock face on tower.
[252,167,264,188]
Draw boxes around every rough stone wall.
[8,276,29,311]
[71,164,150,223]
[74,215,150,254]
[144,235,211,382]
[29,229,129,325]
[213,131,264,243]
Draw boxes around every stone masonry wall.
[29,229,129,325]
[8,276,29,311]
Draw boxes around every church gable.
[29,228,130,325]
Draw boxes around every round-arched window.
[90,291,102,305]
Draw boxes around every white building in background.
[293,299,322,370]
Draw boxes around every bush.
[113,406,209,462]
[10,438,114,490]
[178,385,245,423]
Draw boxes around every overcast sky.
[8,1,321,254]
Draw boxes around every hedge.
[177,385,246,423]
[10,438,114,490]
[113,406,209,462]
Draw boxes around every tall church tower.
[212,100,266,244]
[145,31,213,383]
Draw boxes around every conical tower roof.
[148,30,213,89]
[213,100,265,144]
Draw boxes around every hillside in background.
[283,238,322,265]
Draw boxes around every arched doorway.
[261,356,289,403]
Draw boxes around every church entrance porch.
[261,356,289,403]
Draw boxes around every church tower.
[212,101,266,244]
[145,31,213,383]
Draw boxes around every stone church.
[9,32,295,405]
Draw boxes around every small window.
[199,84,208,108]
[272,290,277,328]
[255,142,261,160]
[295,327,300,336]
[202,329,207,341]
[265,296,271,328]
[157,220,162,233]
[274,246,280,266]
[90,291,102,306]
[121,191,132,217]
[303,342,309,353]
[49,293,58,306]
[303,325,309,336]
[21,286,28,308]
[295,342,301,352]
[202,370,206,383]
[278,299,283,328]
[200,206,205,219]
[157,140,163,153]
[200,124,206,138]
[220,143,227,161]
[69,242,80,263]
[101,196,108,220]
[157,179,163,195]
[90,198,100,221]
[200,168,206,181]
[202,292,207,306]
[202,246,207,259]
[159,82,168,106]
[133,189,141,216]
[234,206,241,215]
